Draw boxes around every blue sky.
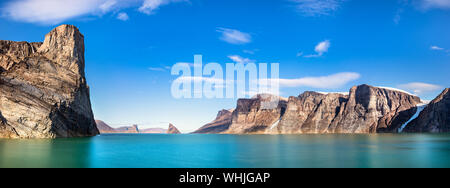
[1,0,449,132]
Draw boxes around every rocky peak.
[38,24,85,75]
[167,124,181,134]
[0,25,98,138]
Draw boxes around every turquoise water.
[1,134,450,168]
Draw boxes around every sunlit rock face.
[0,25,99,138]
[198,85,422,134]
[404,88,450,133]
[167,124,181,134]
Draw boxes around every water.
[1,134,450,168]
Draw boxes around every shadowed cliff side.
[0,25,99,138]
[404,88,450,133]
[193,109,234,134]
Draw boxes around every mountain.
[95,120,167,134]
[193,109,234,134]
[404,88,450,133]
[197,84,423,134]
[167,124,181,134]
[0,25,99,138]
[95,120,116,133]
[115,125,140,133]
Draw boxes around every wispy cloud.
[117,12,129,21]
[398,82,442,96]
[227,55,255,64]
[289,0,345,16]
[176,72,361,89]
[217,28,252,45]
[430,45,445,50]
[418,0,450,10]
[1,0,187,24]
[149,66,171,72]
[271,72,360,89]
[139,0,188,15]
[301,40,331,58]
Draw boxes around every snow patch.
[269,118,281,130]
[317,92,349,95]
[398,103,428,133]
[377,86,416,96]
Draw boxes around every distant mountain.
[95,120,116,133]
[140,128,167,134]
[404,88,450,133]
[193,109,234,134]
[167,124,181,134]
[195,84,425,134]
[95,120,167,134]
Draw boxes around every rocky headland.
[194,85,450,134]
[167,123,181,134]
[0,25,99,138]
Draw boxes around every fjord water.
[1,134,450,168]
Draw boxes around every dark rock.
[404,88,450,133]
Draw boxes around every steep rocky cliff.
[404,88,450,133]
[193,109,234,134]
[0,25,99,138]
[197,85,422,134]
[226,94,288,134]
[167,123,181,134]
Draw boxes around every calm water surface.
[1,134,449,168]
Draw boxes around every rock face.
[404,88,450,133]
[95,120,116,133]
[226,94,288,134]
[197,85,422,134]
[0,25,99,138]
[115,125,140,133]
[167,123,181,134]
[193,109,234,134]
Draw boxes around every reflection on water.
[1,134,450,168]
[0,138,93,168]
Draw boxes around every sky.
[0,0,449,132]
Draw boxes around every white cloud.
[117,12,129,21]
[99,0,117,13]
[217,28,252,45]
[304,40,331,58]
[290,0,344,16]
[2,0,109,24]
[228,55,255,64]
[431,45,445,50]
[1,0,187,24]
[398,82,442,95]
[149,66,171,72]
[139,0,187,15]
[263,72,361,89]
[419,0,450,10]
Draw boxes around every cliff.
[404,88,450,133]
[0,25,99,138]
[167,123,181,134]
[193,109,234,134]
[197,85,422,134]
